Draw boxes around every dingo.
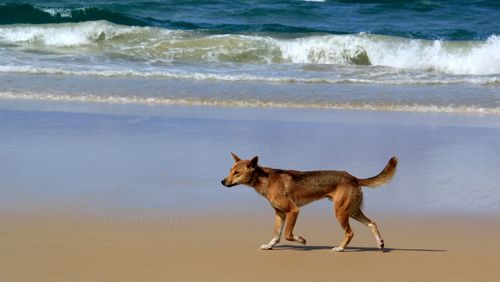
[221,153,397,252]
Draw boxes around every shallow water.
[1,74,499,115]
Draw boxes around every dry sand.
[1,211,499,282]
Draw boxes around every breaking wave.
[1,21,499,76]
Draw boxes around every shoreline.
[1,98,499,127]
[1,73,499,116]
[2,92,500,116]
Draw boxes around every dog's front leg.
[260,209,285,250]
[284,208,307,245]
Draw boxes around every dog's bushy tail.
[358,157,398,188]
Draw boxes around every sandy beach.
[1,212,499,282]
[1,101,499,281]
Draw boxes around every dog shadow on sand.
[272,245,446,253]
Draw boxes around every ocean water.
[0,0,499,114]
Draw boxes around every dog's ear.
[231,152,241,162]
[247,156,259,168]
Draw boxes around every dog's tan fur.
[221,153,398,252]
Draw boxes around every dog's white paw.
[260,244,274,250]
[332,246,344,252]
[294,236,306,245]
[378,240,385,250]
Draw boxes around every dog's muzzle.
[221,179,237,188]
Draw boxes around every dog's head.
[221,152,259,188]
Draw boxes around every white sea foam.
[276,33,500,75]
[0,21,149,47]
[1,91,498,115]
[0,65,498,85]
[39,7,74,17]
[0,21,499,77]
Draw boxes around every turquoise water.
[0,1,499,113]
[1,1,499,40]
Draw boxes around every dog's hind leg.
[260,209,286,250]
[332,190,354,252]
[284,206,306,245]
[351,210,384,250]
[333,213,354,252]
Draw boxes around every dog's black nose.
[221,179,226,186]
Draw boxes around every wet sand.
[1,101,499,281]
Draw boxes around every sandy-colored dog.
[221,153,397,252]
